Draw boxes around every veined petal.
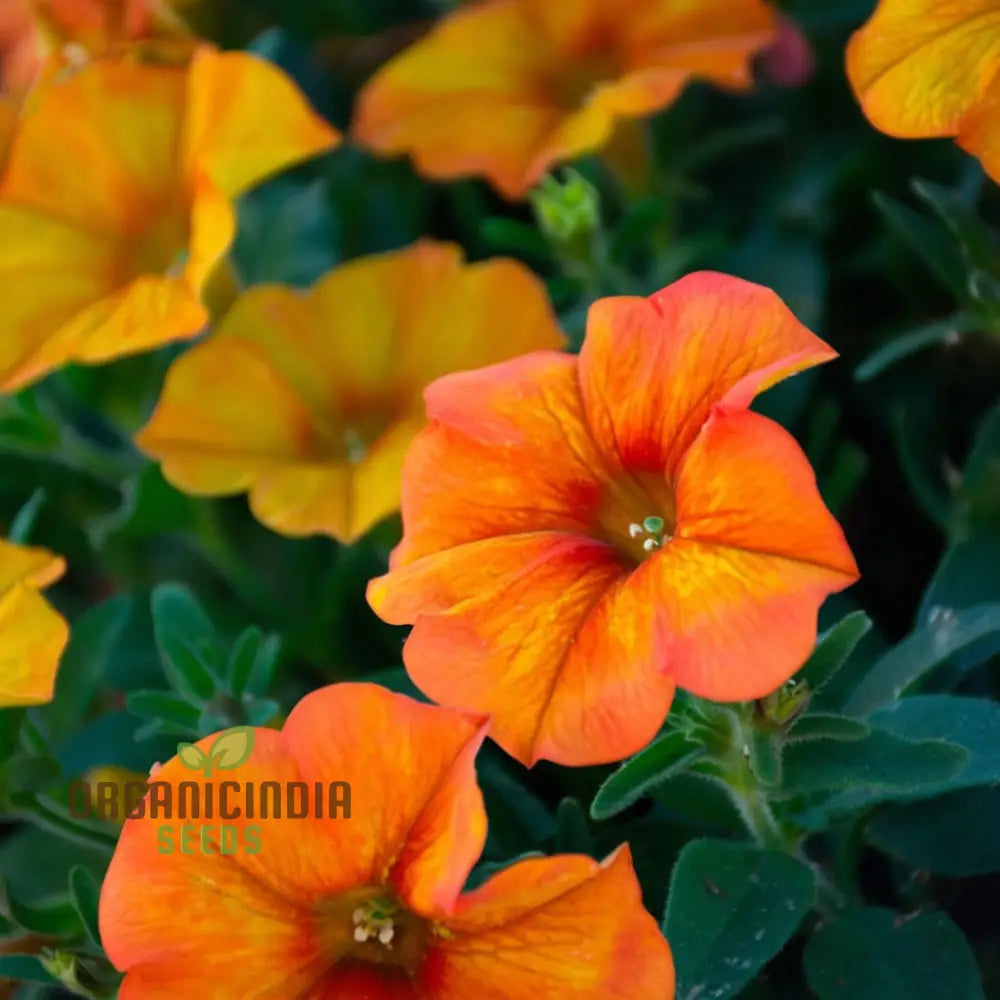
[846,0,1000,137]
[579,272,835,476]
[370,532,662,766]
[957,68,1000,183]
[280,684,489,916]
[675,407,859,575]
[636,407,859,701]
[391,352,607,566]
[425,848,674,998]
[0,583,69,706]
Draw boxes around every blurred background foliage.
[1,0,999,998]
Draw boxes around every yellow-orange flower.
[369,272,859,767]
[99,683,675,999]
[0,536,68,706]
[847,0,1000,183]
[0,46,339,393]
[136,240,566,542]
[354,0,778,199]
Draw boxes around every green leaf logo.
[206,727,255,775]
[175,727,255,776]
[177,743,209,771]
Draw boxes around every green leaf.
[781,730,966,795]
[69,866,102,950]
[0,882,80,937]
[36,596,132,740]
[0,755,61,795]
[207,727,255,771]
[912,179,1000,273]
[747,730,781,788]
[243,698,280,727]
[6,489,46,544]
[246,634,282,697]
[151,583,216,654]
[664,839,815,1000]
[804,907,985,1000]
[869,695,1000,791]
[226,628,262,697]
[920,536,1000,621]
[873,192,967,297]
[868,785,1000,877]
[480,217,553,263]
[787,714,871,743]
[845,604,1000,716]
[591,731,705,821]
[0,955,59,985]
[956,399,1000,534]
[797,611,873,695]
[554,798,592,855]
[156,630,217,704]
[855,314,978,382]
[126,691,201,731]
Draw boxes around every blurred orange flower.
[0,0,190,98]
[136,240,566,542]
[0,46,339,393]
[99,683,674,998]
[354,0,778,199]
[0,536,68,706]
[369,272,859,767]
[847,0,1000,183]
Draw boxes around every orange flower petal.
[846,0,1000,138]
[280,683,489,916]
[0,538,67,706]
[957,68,1000,183]
[0,48,338,391]
[385,352,604,565]
[371,531,676,766]
[356,0,774,198]
[631,406,858,700]
[579,271,836,475]
[101,685,490,994]
[426,848,674,998]
[138,242,564,541]
[354,0,562,200]
[182,49,339,199]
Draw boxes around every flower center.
[595,473,677,566]
[628,515,670,553]
[548,48,622,108]
[316,887,432,978]
[129,208,189,279]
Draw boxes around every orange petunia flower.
[368,272,859,767]
[353,0,778,199]
[0,46,339,393]
[0,536,69,706]
[135,240,566,543]
[847,0,1000,184]
[99,683,675,999]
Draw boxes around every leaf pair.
[176,727,255,777]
